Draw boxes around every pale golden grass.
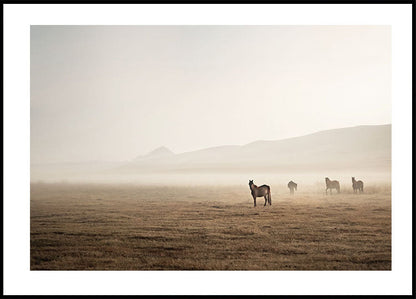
[31,183,391,270]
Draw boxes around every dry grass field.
[30,182,391,270]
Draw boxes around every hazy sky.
[31,26,391,164]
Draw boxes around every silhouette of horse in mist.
[248,180,271,207]
[352,177,364,193]
[288,181,297,195]
[325,177,340,195]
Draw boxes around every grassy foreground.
[31,183,391,270]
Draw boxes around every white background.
[3,4,412,295]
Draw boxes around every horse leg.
[264,196,267,206]
[269,193,272,205]
[253,196,256,207]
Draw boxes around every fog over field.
[31,124,391,186]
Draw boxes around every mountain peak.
[147,146,174,157]
[134,146,174,161]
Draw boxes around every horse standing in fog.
[352,177,364,193]
[248,180,271,207]
[288,181,297,195]
[325,177,340,195]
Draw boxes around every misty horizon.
[31,124,391,185]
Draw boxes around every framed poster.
[3,3,412,296]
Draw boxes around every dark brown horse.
[325,177,340,194]
[249,180,271,207]
[352,177,364,193]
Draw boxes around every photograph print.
[31,25,391,271]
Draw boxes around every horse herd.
[248,177,364,207]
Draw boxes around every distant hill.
[31,124,391,182]
[117,124,391,174]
